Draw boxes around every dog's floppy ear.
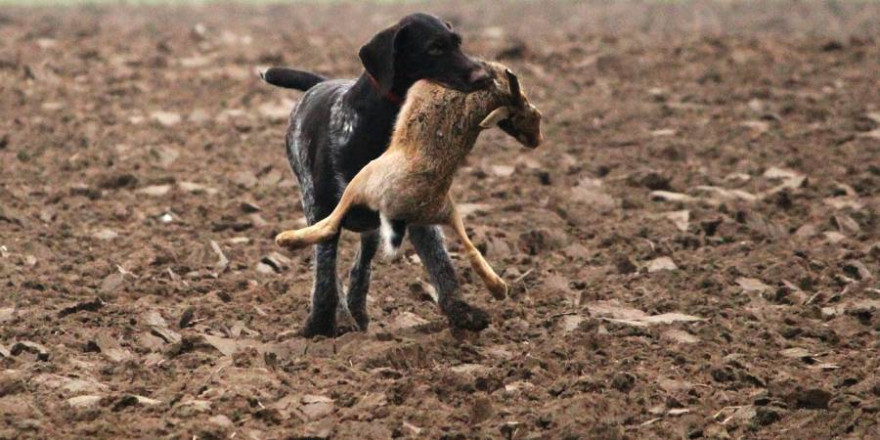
[359,24,405,95]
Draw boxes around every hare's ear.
[479,106,511,128]
[505,69,524,107]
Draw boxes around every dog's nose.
[469,67,490,85]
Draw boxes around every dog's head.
[479,68,543,149]
[358,13,490,96]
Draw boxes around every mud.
[1,1,880,439]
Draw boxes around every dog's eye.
[427,42,447,56]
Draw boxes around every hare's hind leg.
[276,210,347,250]
[276,217,342,250]
[445,198,508,300]
[276,172,368,250]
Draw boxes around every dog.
[262,13,493,337]
[275,64,542,307]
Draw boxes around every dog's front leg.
[409,225,489,332]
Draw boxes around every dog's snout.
[468,67,491,86]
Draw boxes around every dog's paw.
[335,305,366,335]
[443,300,490,332]
[299,316,336,339]
[346,305,370,333]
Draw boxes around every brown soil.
[2,2,880,439]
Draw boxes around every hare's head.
[480,68,543,149]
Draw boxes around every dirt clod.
[10,341,49,361]
[3,3,880,439]
[614,254,638,274]
[611,373,636,393]
[790,388,833,410]
[98,174,138,190]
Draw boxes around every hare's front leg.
[445,198,508,300]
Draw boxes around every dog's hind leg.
[446,200,508,300]
[344,230,380,331]
[301,233,341,337]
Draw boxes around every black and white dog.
[262,13,494,337]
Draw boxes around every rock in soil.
[789,388,833,410]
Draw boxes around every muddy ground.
[2,1,880,439]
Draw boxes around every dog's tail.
[260,67,326,91]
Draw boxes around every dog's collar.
[365,73,403,105]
